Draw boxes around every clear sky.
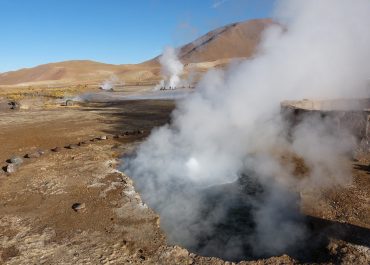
[0,0,275,72]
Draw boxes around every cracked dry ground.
[0,100,369,265]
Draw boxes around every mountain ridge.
[0,18,273,86]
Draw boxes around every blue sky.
[0,0,275,72]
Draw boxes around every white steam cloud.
[155,46,184,90]
[100,75,123,91]
[124,0,370,260]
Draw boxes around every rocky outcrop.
[281,98,370,141]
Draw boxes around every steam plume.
[155,46,184,90]
[100,75,123,91]
[124,0,370,260]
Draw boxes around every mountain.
[180,18,272,63]
[0,18,273,86]
[0,60,157,86]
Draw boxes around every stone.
[9,156,23,165]
[72,203,86,212]
[52,147,62,152]
[8,101,20,110]
[65,100,74,106]
[37,150,46,155]
[5,164,16,173]
[100,135,107,140]
[25,152,41,158]
[66,144,79,149]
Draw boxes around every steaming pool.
[111,96,370,262]
[122,157,367,263]
[118,95,370,262]
[122,158,326,262]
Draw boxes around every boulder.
[5,164,16,173]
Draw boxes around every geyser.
[99,75,123,91]
[123,0,370,261]
[155,46,184,90]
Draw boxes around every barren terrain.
[0,91,369,264]
[0,19,272,88]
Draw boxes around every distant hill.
[0,60,157,86]
[0,18,273,86]
[179,18,272,63]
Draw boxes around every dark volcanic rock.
[72,203,86,212]
[8,101,20,110]
[51,147,62,152]
[0,100,20,111]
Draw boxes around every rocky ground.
[0,97,369,264]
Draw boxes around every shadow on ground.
[77,100,176,136]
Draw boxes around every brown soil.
[0,98,369,264]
